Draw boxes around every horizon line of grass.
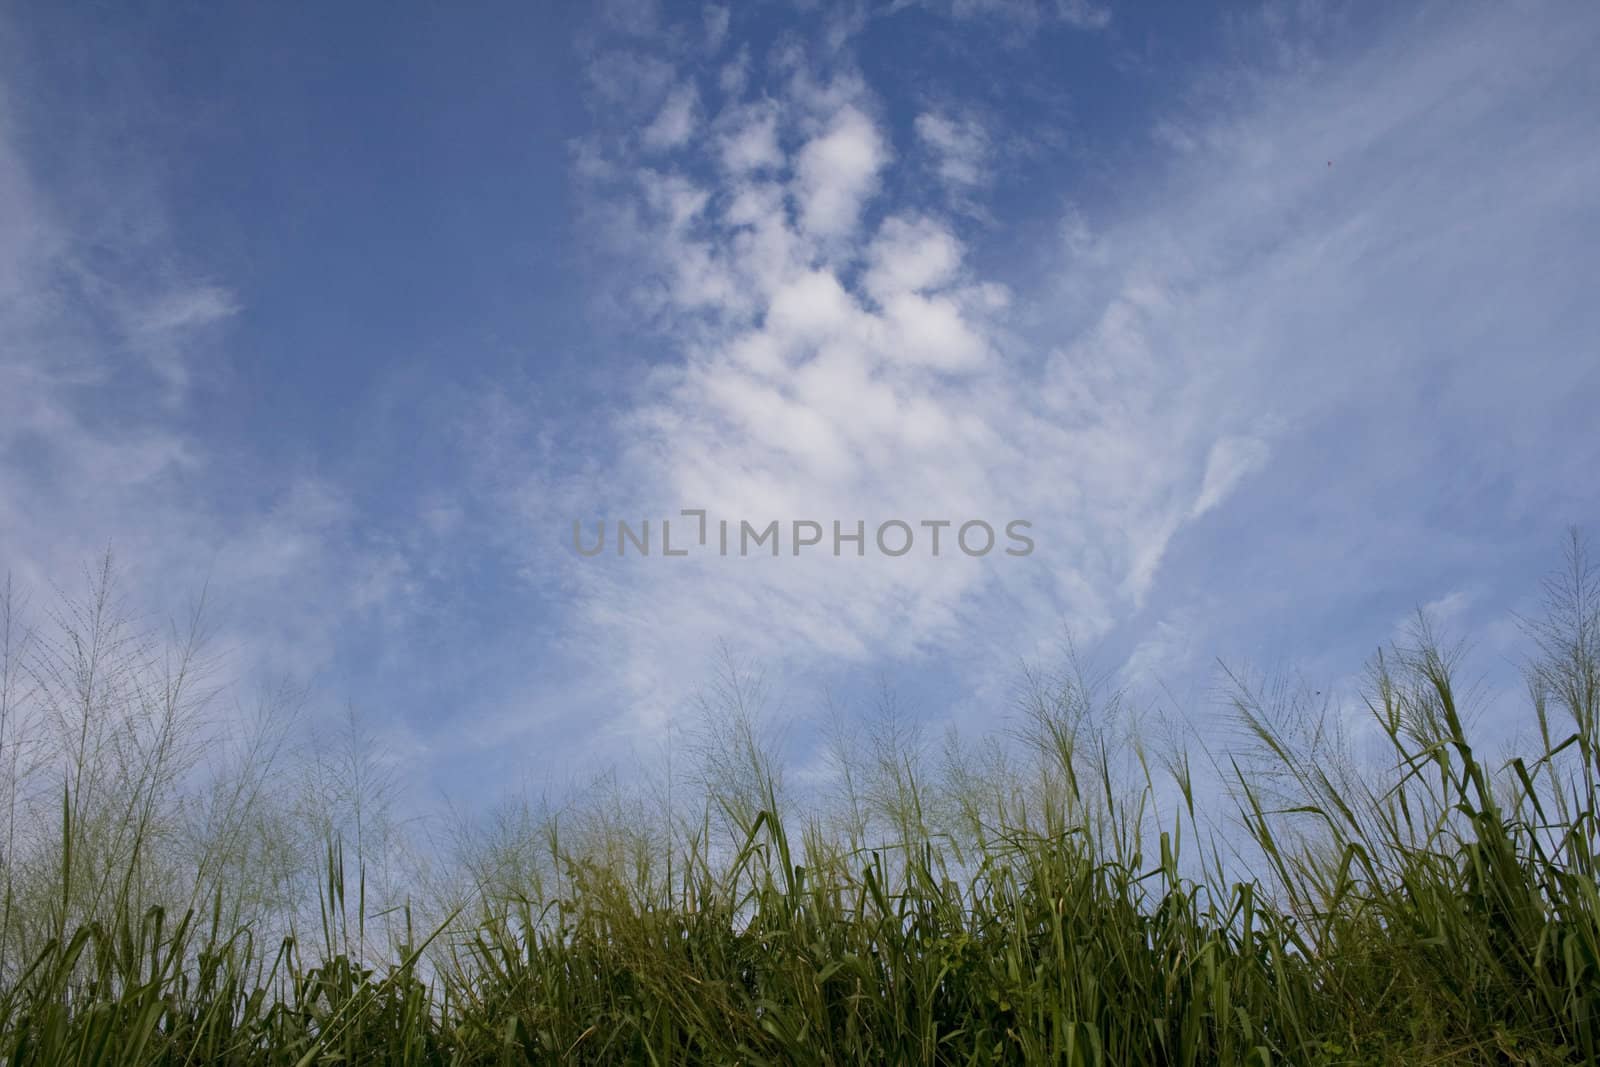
[0,535,1597,1063]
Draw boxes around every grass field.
[0,538,1597,1064]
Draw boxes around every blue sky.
[2,0,1597,808]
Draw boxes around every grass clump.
[0,536,1598,1063]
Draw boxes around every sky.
[1,0,1597,810]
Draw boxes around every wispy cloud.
[642,83,700,152]
[1191,437,1270,521]
[4,0,1596,804]
[0,52,428,743]
[464,1,1600,753]
[930,0,1111,33]
[914,110,990,193]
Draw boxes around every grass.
[0,537,1597,1064]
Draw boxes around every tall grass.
[0,537,1597,1063]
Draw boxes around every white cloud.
[1054,0,1111,30]
[1191,436,1270,520]
[126,284,238,335]
[703,4,730,51]
[1119,610,1197,689]
[124,283,239,394]
[863,215,965,299]
[584,50,676,119]
[766,269,858,342]
[599,0,660,37]
[512,1,1600,750]
[914,111,990,191]
[718,104,783,173]
[941,0,1110,31]
[718,48,749,97]
[793,105,887,240]
[877,291,990,370]
[1399,590,1473,641]
[642,83,699,151]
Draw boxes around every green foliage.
[1,535,1598,1064]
